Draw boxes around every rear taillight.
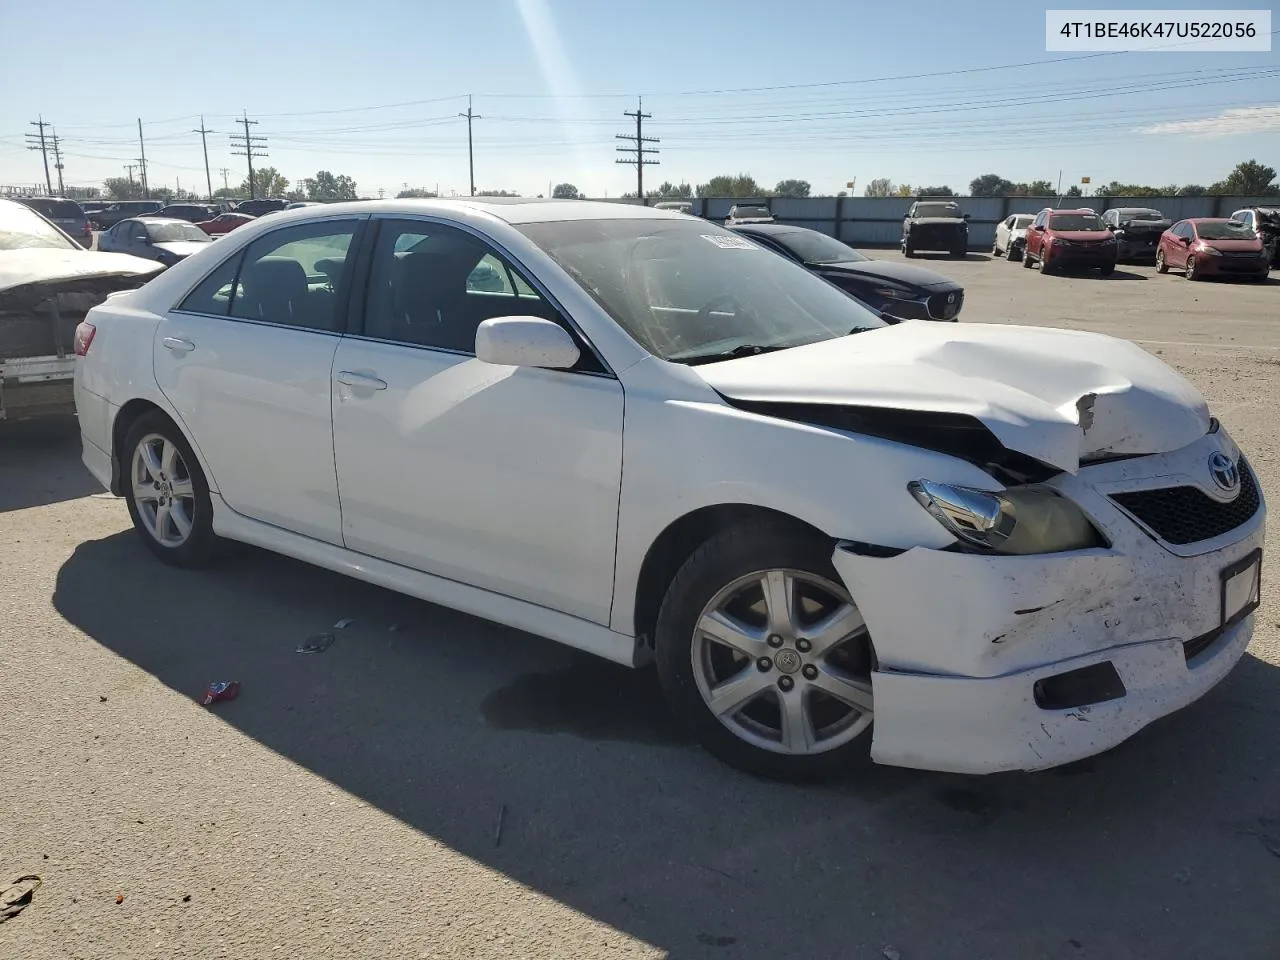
[74,321,96,356]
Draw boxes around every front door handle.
[336,370,388,391]
[162,337,196,355]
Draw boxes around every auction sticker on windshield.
[702,234,758,250]
[1046,10,1271,51]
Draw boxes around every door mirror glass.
[1033,224,1045,232]
[475,316,581,369]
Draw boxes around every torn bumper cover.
[832,435,1265,774]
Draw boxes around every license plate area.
[1221,549,1262,628]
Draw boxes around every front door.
[330,217,624,624]
[152,216,365,545]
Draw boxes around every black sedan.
[728,223,965,322]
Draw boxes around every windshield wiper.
[673,343,789,366]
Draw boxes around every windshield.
[770,229,869,264]
[146,221,212,243]
[0,200,78,251]
[1120,209,1164,221]
[1013,216,1035,228]
[518,218,885,362]
[1049,213,1104,231]
[1198,221,1256,241]
[915,203,961,218]
[730,207,771,219]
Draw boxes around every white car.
[993,213,1036,261]
[73,199,1264,780]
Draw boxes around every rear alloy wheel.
[992,241,1001,256]
[123,412,219,567]
[656,521,875,781]
[1155,249,1168,273]
[1185,255,1200,281]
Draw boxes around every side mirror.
[475,316,581,370]
[1033,224,1045,232]
[1181,236,1192,245]
[962,213,971,220]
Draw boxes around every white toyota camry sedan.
[73,199,1265,780]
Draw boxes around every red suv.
[1023,208,1117,276]
[1156,218,1270,282]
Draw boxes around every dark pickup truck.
[902,200,969,257]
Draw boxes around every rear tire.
[122,412,220,568]
[655,519,876,782]
[903,244,915,258]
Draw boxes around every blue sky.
[1,0,1276,198]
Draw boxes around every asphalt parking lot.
[2,253,1279,960]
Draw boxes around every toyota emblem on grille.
[1208,452,1240,494]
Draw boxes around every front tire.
[1155,249,1168,273]
[122,412,220,568]
[1186,255,1200,281]
[655,520,876,781]
[1099,262,1115,277]
[1007,242,1021,262]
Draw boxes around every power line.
[616,97,658,199]
[25,116,53,194]
[193,116,215,200]
[229,112,268,199]
[458,95,481,197]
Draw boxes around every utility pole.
[219,167,230,192]
[616,97,659,201]
[193,115,215,200]
[229,112,268,199]
[49,130,66,196]
[124,163,138,188]
[136,118,150,199]
[25,116,54,195]
[457,95,481,197]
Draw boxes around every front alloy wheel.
[655,520,876,780]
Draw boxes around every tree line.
[103,167,359,203]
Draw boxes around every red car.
[1022,207,1118,276]
[1156,218,1270,282]
[196,212,255,236]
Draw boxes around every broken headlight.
[908,480,1102,555]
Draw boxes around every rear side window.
[178,252,243,316]
[22,199,83,219]
[227,220,358,332]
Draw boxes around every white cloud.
[1142,105,1280,137]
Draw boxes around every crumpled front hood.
[695,322,1210,472]
[0,247,162,295]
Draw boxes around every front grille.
[1111,465,1260,545]
[927,290,964,319]
[1221,250,1260,257]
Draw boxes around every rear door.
[152,215,366,544]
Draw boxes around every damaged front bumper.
[832,432,1265,774]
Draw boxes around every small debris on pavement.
[388,623,400,633]
[333,617,355,629]
[296,633,335,655]
[115,893,124,905]
[494,804,507,847]
[182,894,191,903]
[0,875,42,923]
[199,681,240,706]
[98,695,108,702]
[882,947,902,960]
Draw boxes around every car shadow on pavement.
[54,533,1280,960]
[911,252,992,263]
[0,416,104,513]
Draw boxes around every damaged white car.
[74,200,1264,779]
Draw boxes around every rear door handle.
[162,337,196,355]
[336,370,388,391]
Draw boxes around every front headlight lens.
[1197,243,1222,255]
[908,480,1102,555]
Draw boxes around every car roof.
[1185,217,1239,223]
[728,223,800,235]
[136,217,195,226]
[241,197,687,226]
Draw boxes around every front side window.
[363,220,564,354]
[227,220,358,331]
[517,218,885,363]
